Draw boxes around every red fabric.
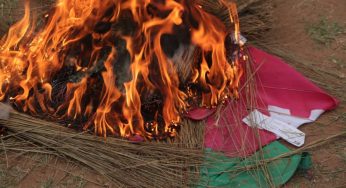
[186,47,339,157]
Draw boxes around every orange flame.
[0,0,245,139]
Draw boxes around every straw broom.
[1,104,345,186]
[0,0,273,40]
[0,103,207,187]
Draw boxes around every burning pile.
[0,0,247,140]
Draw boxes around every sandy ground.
[0,0,345,187]
[264,0,346,187]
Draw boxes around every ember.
[0,0,246,140]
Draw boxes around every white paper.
[268,105,324,128]
[243,110,305,147]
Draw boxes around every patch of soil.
[262,0,346,187]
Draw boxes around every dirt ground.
[264,0,346,187]
[0,0,345,187]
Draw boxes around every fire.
[0,0,245,140]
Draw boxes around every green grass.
[307,18,345,46]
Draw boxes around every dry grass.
[239,0,273,40]
[0,0,273,40]
[0,104,206,187]
[3,102,270,187]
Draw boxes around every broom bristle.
[0,0,273,40]
[0,103,207,187]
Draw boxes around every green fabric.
[197,141,312,188]
[298,152,312,171]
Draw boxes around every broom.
[0,102,207,187]
[0,0,273,40]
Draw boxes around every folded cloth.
[197,141,312,187]
[186,47,338,157]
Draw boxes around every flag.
[186,47,338,187]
